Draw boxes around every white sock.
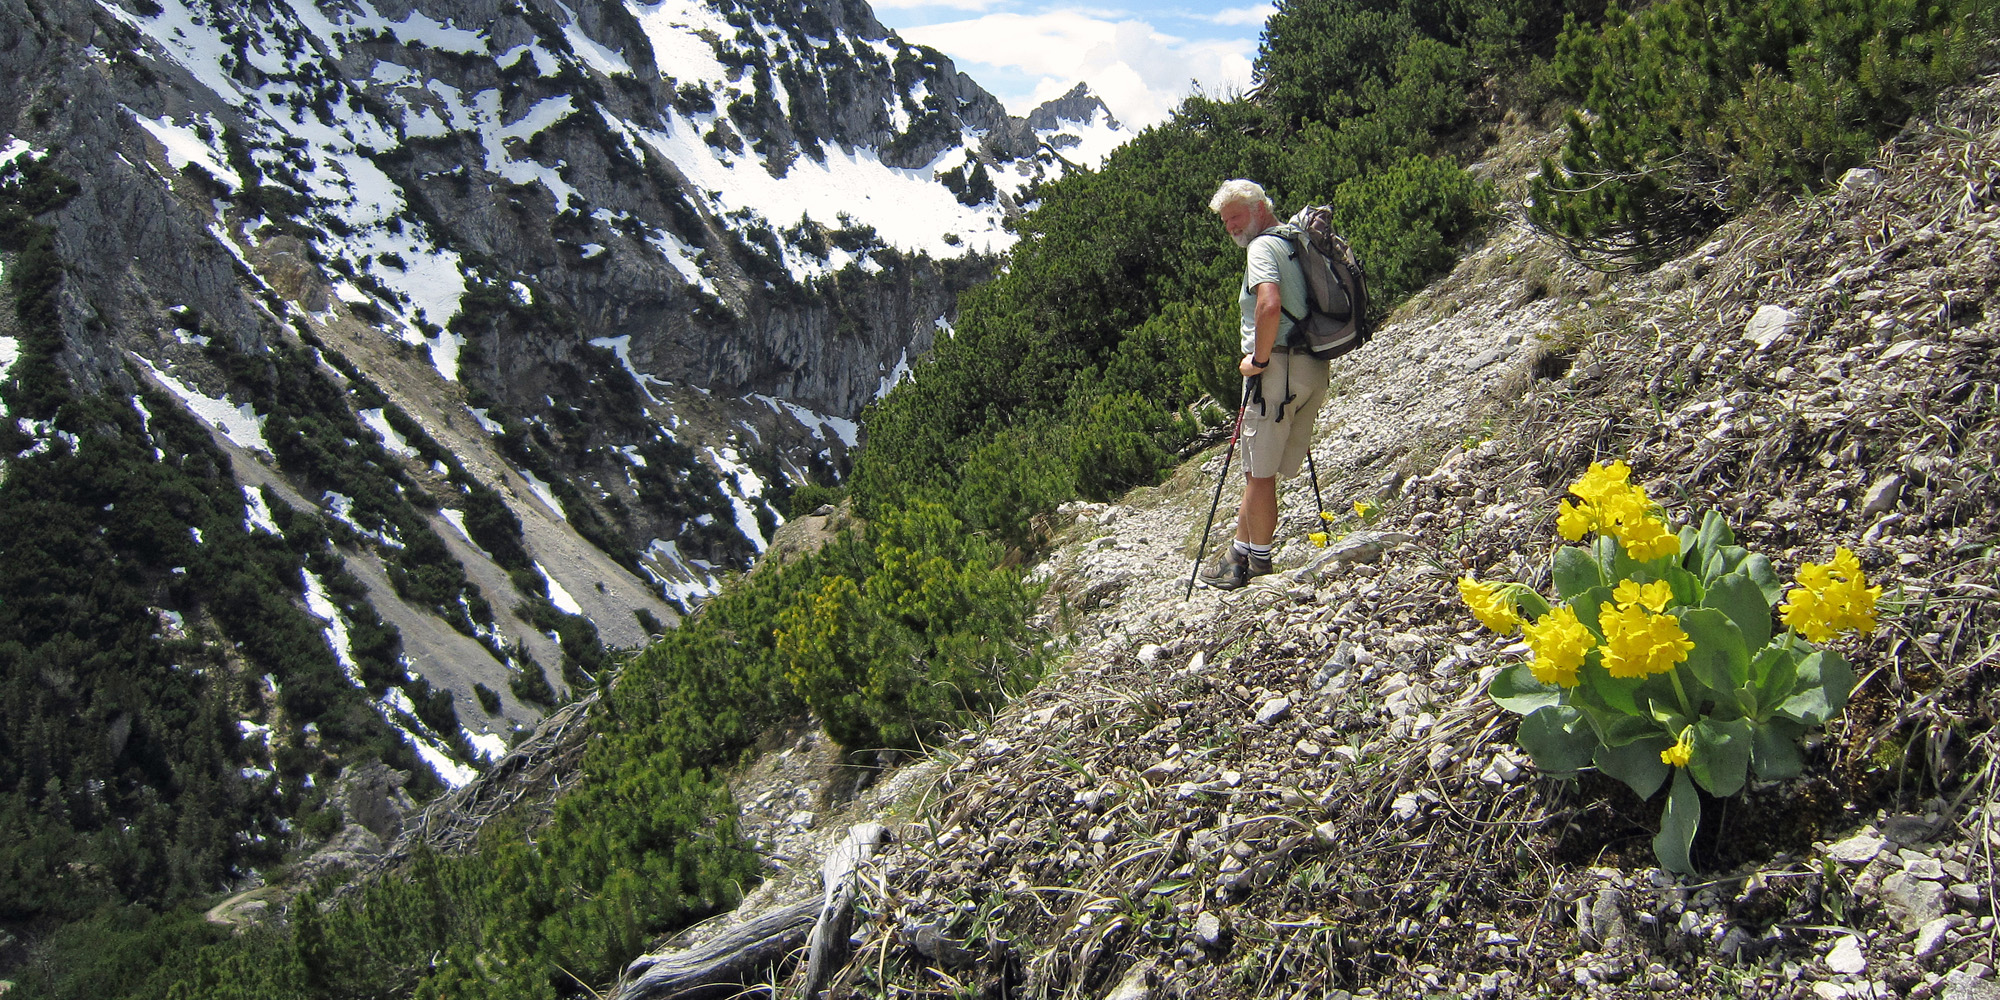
[1237,540,1270,559]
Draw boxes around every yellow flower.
[1323,510,1339,522]
[1557,462,1681,561]
[1780,547,1882,642]
[1458,576,1522,634]
[1522,605,1594,687]
[1557,499,1596,541]
[1615,513,1683,562]
[1661,730,1694,768]
[1598,603,1694,678]
[1611,579,1674,613]
[1308,531,1329,548]
[1352,500,1379,524]
[1570,460,1634,504]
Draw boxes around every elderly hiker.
[1200,179,1333,590]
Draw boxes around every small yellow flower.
[1320,510,1338,522]
[1557,499,1596,541]
[1522,605,1595,687]
[1557,462,1680,561]
[1570,460,1634,505]
[1616,514,1682,562]
[1598,603,1694,678]
[1661,729,1694,768]
[1352,500,1379,524]
[1611,578,1674,613]
[1458,576,1522,634]
[1780,547,1882,642]
[1308,531,1329,548]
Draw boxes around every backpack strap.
[1251,231,1310,326]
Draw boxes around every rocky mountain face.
[605,68,2000,1000]
[0,0,1126,902]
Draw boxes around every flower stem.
[1667,666,1694,719]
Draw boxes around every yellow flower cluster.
[1352,500,1380,524]
[1522,605,1594,687]
[1597,580,1693,679]
[1458,576,1521,634]
[1556,460,1681,562]
[1661,729,1694,768]
[1779,548,1882,642]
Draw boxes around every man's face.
[1220,201,1264,248]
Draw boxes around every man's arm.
[1239,281,1284,377]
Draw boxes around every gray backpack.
[1264,206,1371,360]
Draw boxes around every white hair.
[1208,179,1272,215]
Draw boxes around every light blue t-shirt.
[1240,228,1309,354]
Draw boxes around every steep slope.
[640,67,2000,1000]
[0,0,1126,945]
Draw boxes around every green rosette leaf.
[1750,720,1806,781]
[1688,716,1753,797]
[1743,553,1784,605]
[1596,534,1642,584]
[1700,509,1734,550]
[1706,572,1773,651]
[1599,712,1663,747]
[1702,544,1750,585]
[1654,768,1700,876]
[1516,704,1598,776]
[1596,735,1672,799]
[1575,656,1646,718]
[1569,585,1616,642]
[1490,661,1561,715]
[1554,545,1604,601]
[1777,650,1856,726]
[1677,524,1703,572]
[1679,607,1750,698]
[1751,642,1804,714]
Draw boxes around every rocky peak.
[1026,82,1120,132]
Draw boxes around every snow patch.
[141,357,269,453]
[243,484,280,534]
[704,446,769,552]
[536,562,584,615]
[358,408,420,457]
[643,538,721,608]
[554,0,631,75]
[0,336,16,418]
[131,111,240,187]
[749,393,859,448]
[877,348,913,400]
[517,469,566,520]
[467,730,508,762]
[588,335,673,404]
[468,407,506,433]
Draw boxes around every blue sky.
[867,2,1275,130]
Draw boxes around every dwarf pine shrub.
[1530,0,2000,267]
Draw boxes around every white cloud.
[1206,4,1276,27]
[897,10,1255,128]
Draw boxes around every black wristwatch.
[1249,357,1270,368]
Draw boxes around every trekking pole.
[1187,376,1252,600]
[1306,448,1325,517]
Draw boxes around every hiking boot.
[1246,551,1273,578]
[1200,548,1252,590]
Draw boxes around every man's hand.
[1238,352,1268,377]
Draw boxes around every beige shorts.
[1239,351,1330,480]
